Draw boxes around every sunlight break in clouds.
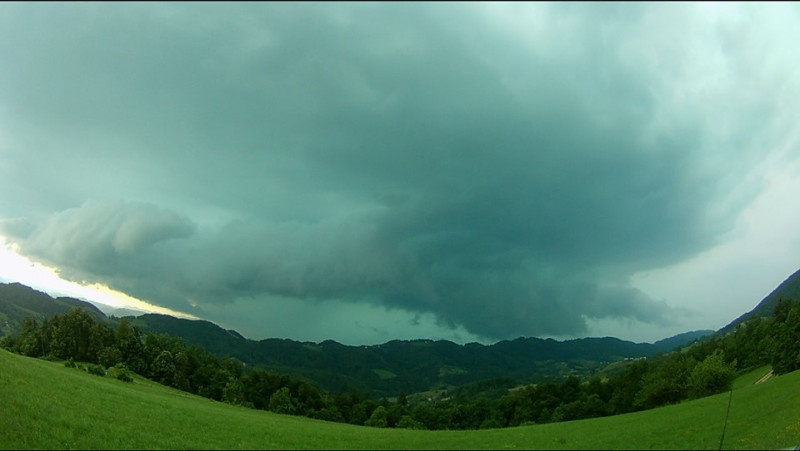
[0,235,198,319]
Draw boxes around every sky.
[1,2,799,346]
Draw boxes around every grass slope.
[1,349,798,450]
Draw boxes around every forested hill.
[651,329,713,351]
[720,267,800,333]
[0,281,711,397]
[0,282,106,337]
[127,313,710,396]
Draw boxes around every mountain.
[651,329,714,352]
[0,280,734,397]
[130,312,708,397]
[720,267,800,333]
[130,313,246,350]
[0,282,107,336]
[95,305,148,318]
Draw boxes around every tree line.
[2,298,800,430]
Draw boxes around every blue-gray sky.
[1,2,799,345]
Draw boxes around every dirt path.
[755,369,774,384]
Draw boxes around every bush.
[109,362,134,383]
[397,415,424,430]
[269,387,297,414]
[97,346,123,369]
[86,364,107,376]
[687,350,736,399]
[365,406,388,428]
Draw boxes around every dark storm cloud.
[1,3,797,341]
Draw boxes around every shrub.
[687,350,736,399]
[97,346,123,369]
[86,364,107,376]
[269,387,297,414]
[365,406,388,428]
[109,362,134,383]
[397,415,424,430]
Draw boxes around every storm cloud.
[1,3,798,343]
[4,200,195,277]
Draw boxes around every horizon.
[0,275,719,348]
[1,3,799,346]
[0,267,759,348]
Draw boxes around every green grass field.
[1,349,798,450]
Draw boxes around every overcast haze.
[1,2,799,345]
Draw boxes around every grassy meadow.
[1,349,799,450]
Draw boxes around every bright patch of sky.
[0,236,198,320]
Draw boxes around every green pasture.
[1,349,798,450]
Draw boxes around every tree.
[634,353,696,410]
[143,332,185,366]
[242,368,282,410]
[16,317,44,357]
[397,415,424,430]
[397,392,408,407]
[314,404,344,423]
[269,387,297,415]
[294,380,324,415]
[770,300,800,375]
[223,378,247,406]
[385,403,409,428]
[365,405,388,428]
[608,359,649,414]
[172,351,192,391]
[97,346,123,369]
[194,363,230,401]
[687,349,737,399]
[49,309,95,361]
[152,350,178,387]
[411,402,453,430]
[88,321,114,363]
[115,318,146,374]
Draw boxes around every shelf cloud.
[1,3,799,343]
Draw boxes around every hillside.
[720,267,800,333]
[0,280,728,397]
[129,313,708,397]
[0,282,107,337]
[652,329,713,351]
[1,348,799,449]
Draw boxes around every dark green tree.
[97,346,123,368]
[634,353,696,409]
[365,405,388,428]
[397,391,408,407]
[269,387,297,415]
[194,363,230,401]
[687,349,737,399]
[152,350,178,387]
[223,378,247,406]
[115,318,146,374]
[49,309,95,361]
[770,300,800,375]
[608,359,650,414]
[16,317,44,357]
[396,414,424,430]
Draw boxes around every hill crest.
[0,281,726,396]
[720,267,800,333]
